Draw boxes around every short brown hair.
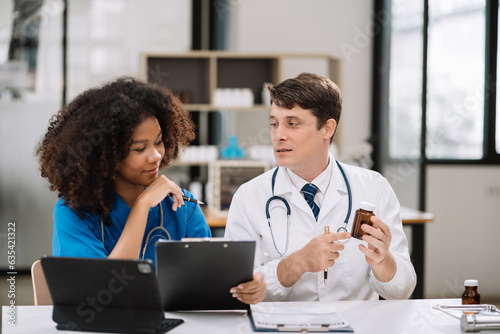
[36,76,195,221]
[266,72,342,141]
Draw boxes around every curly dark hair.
[36,76,196,221]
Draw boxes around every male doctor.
[225,73,416,301]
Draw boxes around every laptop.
[41,257,183,334]
[155,238,255,311]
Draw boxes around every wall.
[226,0,376,156]
[67,0,191,100]
[0,0,192,269]
[425,165,500,300]
[0,0,64,269]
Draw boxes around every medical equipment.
[101,202,172,260]
[265,161,352,257]
[433,304,500,332]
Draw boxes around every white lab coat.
[225,154,416,301]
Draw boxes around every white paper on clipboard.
[250,302,353,332]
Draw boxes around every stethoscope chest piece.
[335,225,351,243]
[336,226,348,233]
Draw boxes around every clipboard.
[249,302,353,332]
[155,238,255,311]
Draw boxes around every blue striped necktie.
[302,183,320,221]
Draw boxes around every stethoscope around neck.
[265,160,352,258]
[100,202,171,260]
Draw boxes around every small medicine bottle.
[351,202,376,240]
[462,279,481,304]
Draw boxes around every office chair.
[31,260,53,305]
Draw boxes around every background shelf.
[142,51,342,224]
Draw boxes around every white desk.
[5,299,497,334]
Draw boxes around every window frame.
[372,0,500,300]
[373,0,500,172]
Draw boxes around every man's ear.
[323,119,337,140]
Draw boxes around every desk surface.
[400,206,435,224]
[4,299,492,334]
[205,206,435,227]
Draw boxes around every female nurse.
[36,77,265,304]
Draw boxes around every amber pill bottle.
[351,202,376,240]
[462,279,481,304]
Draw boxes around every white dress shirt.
[225,153,416,301]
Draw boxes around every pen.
[324,225,329,286]
[168,194,204,205]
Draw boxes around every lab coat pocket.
[342,238,370,294]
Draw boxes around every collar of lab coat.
[273,152,349,220]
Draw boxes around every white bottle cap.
[360,201,376,211]
[464,279,478,287]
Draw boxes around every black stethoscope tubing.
[265,160,352,257]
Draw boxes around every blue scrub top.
[52,190,211,266]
